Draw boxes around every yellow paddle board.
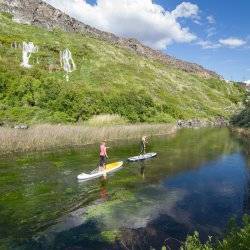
[77,161,123,181]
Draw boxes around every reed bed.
[0,124,176,155]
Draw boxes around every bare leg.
[140,146,144,155]
[103,163,107,178]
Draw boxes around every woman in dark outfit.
[140,135,147,155]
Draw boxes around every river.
[0,128,249,249]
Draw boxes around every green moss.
[85,188,136,220]
[100,230,120,242]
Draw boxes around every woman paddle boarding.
[140,135,148,155]
[99,140,109,173]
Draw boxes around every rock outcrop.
[0,0,220,78]
[177,117,229,128]
[14,124,29,129]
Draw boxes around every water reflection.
[0,128,249,249]
[100,177,109,201]
[118,153,248,250]
[140,161,146,179]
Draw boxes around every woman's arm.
[105,147,108,158]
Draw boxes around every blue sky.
[45,0,250,82]
[155,0,250,81]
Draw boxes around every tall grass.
[0,124,176,155]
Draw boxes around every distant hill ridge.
[0,0,219,78]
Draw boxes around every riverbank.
[0,118,229,156]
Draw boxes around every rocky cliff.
[0,0,219,78]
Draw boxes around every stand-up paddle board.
[128,152,157,162]
[77,161,123,181]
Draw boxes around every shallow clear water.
[0,128,249,249]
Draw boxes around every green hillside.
[0,13,245,124]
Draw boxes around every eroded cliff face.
[0,0,219,78]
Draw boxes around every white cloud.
[206,15,216,38]
[43,0,198,49]
[244,80,250,85]
[198,37,247,50]
[207,15,216,24]
[197,40,221,49]
[219,37,247,48]
[171,2,199,19]
[206,27,216,38]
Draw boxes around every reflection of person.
[140,161,146,180]
[140,136,148,155]
[100,176,108,200]
[99,140,109,172]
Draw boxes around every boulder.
[14,124,29,129]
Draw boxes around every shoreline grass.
[0,123,177,155]
[230,127,250,137]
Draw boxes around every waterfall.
[20,42,38,68]
[60,48,76,81]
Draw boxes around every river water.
[0,128,249,250]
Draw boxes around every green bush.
[217,215,250,250]
[181,215,250,250]
[181,231,213,250]
[230,97,250,128]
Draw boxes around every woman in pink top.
[99,140,108,171]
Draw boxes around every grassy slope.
[0,13,245,124]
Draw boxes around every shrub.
[181,215,250,250]
[181,231,213,250]
[230,97,250,128]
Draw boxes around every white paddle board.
[128,152,157,162]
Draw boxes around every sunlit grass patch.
[84,114,128,126]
